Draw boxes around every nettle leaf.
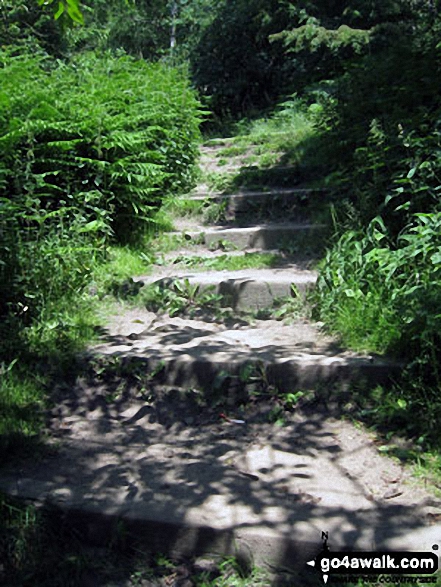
[431,252,441,265]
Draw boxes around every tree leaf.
[54,1,65,20]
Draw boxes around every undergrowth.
[314,212,441,451]
[0,46,201,332]
[234,97,315,158]
[140,278,224,318]
[0,46,201,460]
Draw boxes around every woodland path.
[1,140,440,583]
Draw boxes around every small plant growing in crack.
[202,199,229,224]
[208,239,237,252]
[271,284,308,322]
[145,361,165,382]
[281,390,306,410]
[268,404,287,426]
[141,279,224,317]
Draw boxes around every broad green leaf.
[54,1,64,19]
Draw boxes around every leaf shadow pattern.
[0,321,435,586]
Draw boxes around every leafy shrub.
[1,49,201,239]
[315,212,441,444]
[0,48,201,354]
[318,15,441,230]
[315,213,441,377]
[0,0,66,55]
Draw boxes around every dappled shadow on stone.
[1,361,439,584]
[88,315,399,397]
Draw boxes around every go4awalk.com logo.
[307,533,439,584]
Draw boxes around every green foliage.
[267,0,416,96]
[37,0,84,24]
[313,218,441,449]
[0,0,66,55]
[0,47,201,358]
[271,287,306,322]
[273,21,371,73]
[316,214,441,357]
[141,279,224,317]
[0,363,44,461]
[192,0,293,116]
[61,0,225,63]
[314,6,441,227]
[91,246,153,297]
[171,0,226,62]
[103,0,171,60]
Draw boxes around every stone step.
[91,312,401,393]
[161,247,285,263]
[157,249,315,273]
[190,187,325,200]
[1,398,439,577]
[203,164,308,190]
[136,266,317,311]
[188,188,326,223]
[171,222,325,252]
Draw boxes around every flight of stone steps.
[91,142,397,393]
[1,141,440,583]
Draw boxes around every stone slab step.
[92,312,401,392]
[1,414,439,576]
[224,165,307,189]
[157,249,315,272]
[189,187,326,200]
[136,266,317,311]
[161,247,285,262]
[189,188,326,222]
[171,222,324,251]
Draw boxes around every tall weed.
[316,213,441,360]
[315,212,441,441]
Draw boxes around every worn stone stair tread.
[135,265,317,311]
[170,217,320,231]
[188,187,327,200]
[173,220,321,232]
[161,247,291,261]
[168,222,324,251]
[1,416,440,570]
[137,265,317,283]
[158,249,316,271]
[91,313,400,390]
[100,313,348,356]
